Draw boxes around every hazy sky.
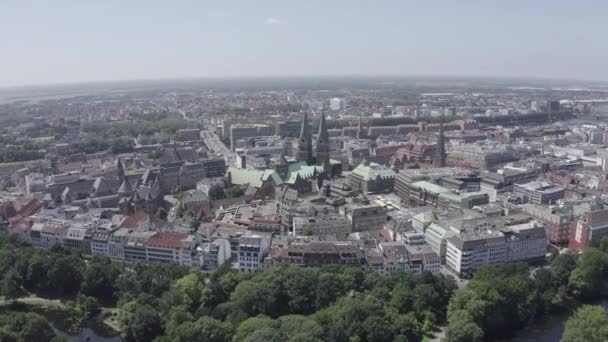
[1,0,607,86]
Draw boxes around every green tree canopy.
[562,305,608,342]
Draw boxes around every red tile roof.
[146,232,190,249]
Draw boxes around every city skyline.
[2,0,608,86]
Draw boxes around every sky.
[1,0,608,86]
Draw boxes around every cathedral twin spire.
[295,108,330,171]
[316,110,330,170]
[433,121,447,167]
[296,109,314,164]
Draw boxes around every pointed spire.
[357,114,363,139]
[296,108,314,164]
[117,177,133,195]
[275,150,289,179]
[434,120,446,167]
[318,109,328,143]
[117,158,125,180]
[278,151,288,165]
[299,109,310,141]
[315,110,331,172]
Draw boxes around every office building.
[329,97,346,111]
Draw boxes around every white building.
[145,232,196,265]
[424,223,456,261]
[200,239,232,269]
[367,242,441,276]
[446,221,546,277]
[504,222,548,262]
[238,234,271,272]
[329,98,346,111]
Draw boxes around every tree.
[25,253,50,292]
[562,305,608,342]
[445,310,483,342]
[315,273,344,309]
[82,296,101,319]
[121,303,164,342]
[391,312,422,342]
[164,306,193,336]
[111,137,134,154]
[244,328,284,342]
[229,278,285,319]
[568,248,607,298]
[552,252,579,286]
[173,272,205,310]
[193,317,233,342]
[422,317,435,336]
[413,283,441,317]
[284,268,318,314]
[17,313,57,342]
[81,257,120,301]
[390,283,413,313]
[363,315,393,342]
[169,317,233,342]
[234,315,278,342]
[46,255,83,296]
[278,315,323,340]
[318,297,385,342]
[600,236,608,254]
[1,269,22,301]
[288,333,324,342]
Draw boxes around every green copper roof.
[351,162,396,181]
[228,167,266,188]
[284,162,324,184]
[228,163,320,187]
[412,181,451,194]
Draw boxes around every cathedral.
[295,110,314,165]
[315,110,330,172]
[295,109,331,173]
[433,122,447,167]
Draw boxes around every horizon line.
[2,73,608,91]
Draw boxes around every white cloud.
[265,17,281,25]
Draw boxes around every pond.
[8,301,122,342]
[505,300,608,342]
[48,309,121,342]
[53,326,121,342]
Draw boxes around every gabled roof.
[284,162,323,184]
[263,169,283,186]
[91,177,113,196]
[117,178,133,194]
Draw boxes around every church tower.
[316,110,331,172]
[275,151,289,179]
[356,114,364,139]
[296,110,314,164]
[433,122,447,167]
[117,158,125,180]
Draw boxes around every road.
[201,130,234,163]
[180,109,197,122]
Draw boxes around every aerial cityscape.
[2,1,608,342]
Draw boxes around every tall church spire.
[357,114,363,139]
[117,158,125,180]
[316,110,330,172]
[275,150,289,179]
[433,121,447,167]
[296,109,314,164]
